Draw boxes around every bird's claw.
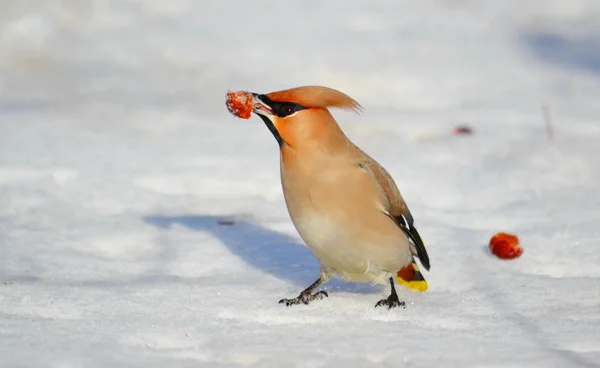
[375,295,406,309]
[279,290,328,306]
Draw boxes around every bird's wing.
[357,157,431,271]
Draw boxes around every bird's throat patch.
[258,115,284,147]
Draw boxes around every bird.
[246,85,430,309]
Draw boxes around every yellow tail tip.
[395,262,428,292]
[396,277,428,292]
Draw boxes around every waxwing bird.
[247,86,430,309]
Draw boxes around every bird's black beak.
[251,93,275,117]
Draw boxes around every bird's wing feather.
[357,155,431,271]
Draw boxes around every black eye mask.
[257,94,307,117]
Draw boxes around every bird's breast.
[278,148,410,278]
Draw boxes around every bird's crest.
[266,86,362,113]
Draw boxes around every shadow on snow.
[143,214,380,295]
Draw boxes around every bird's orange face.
[251,93,310,147]
[252,95,337,148]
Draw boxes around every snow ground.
[1,0,600,366]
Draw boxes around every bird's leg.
[279,277,329,306]
[375,277,406,309]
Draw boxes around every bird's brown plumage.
[265,87,408,217]
[248,85,430,305]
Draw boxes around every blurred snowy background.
[1,1,599,367]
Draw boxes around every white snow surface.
[1,0,600,367]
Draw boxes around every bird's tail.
[396,257,428,292]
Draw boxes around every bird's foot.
[375,293,406,309]
[279,290,328,306]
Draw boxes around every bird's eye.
[282,106,294,116]
[275,102,305,117]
